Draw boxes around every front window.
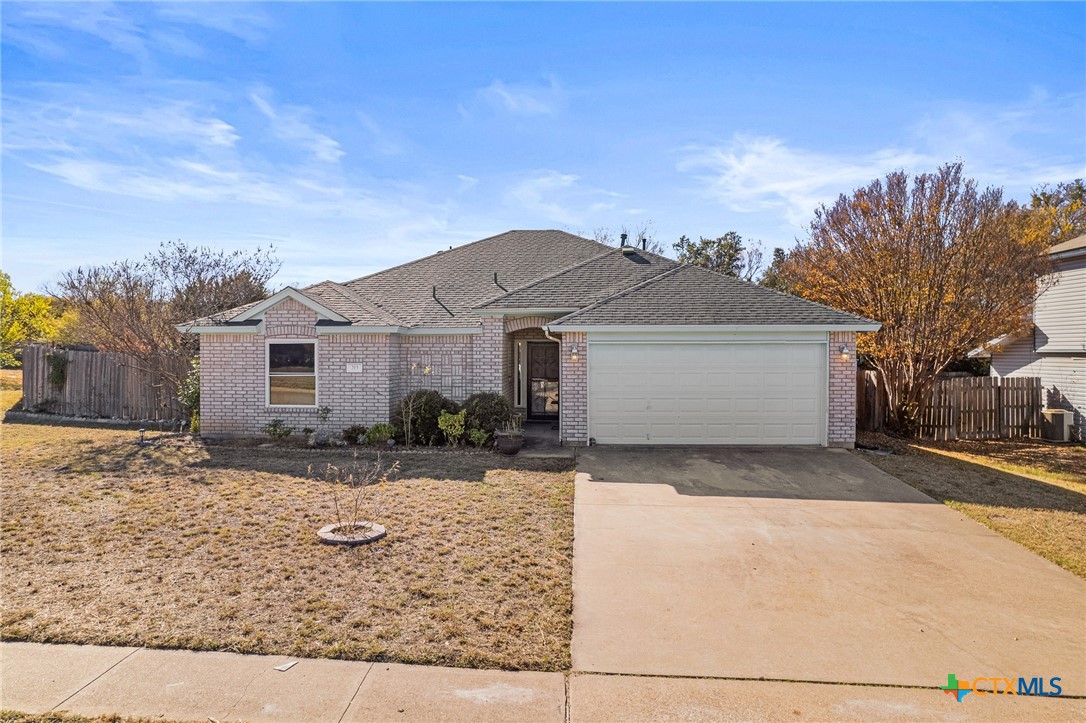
[268,342,316,406]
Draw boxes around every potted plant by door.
[494,415,524,455]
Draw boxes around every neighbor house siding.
[199,298,394,437]
[1034,256,1086,353]
[828,331,857,448]
[560,331,588,445]
[990,335,1085,430]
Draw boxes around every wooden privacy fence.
[21,345,185,421]
[856,371,1042,440]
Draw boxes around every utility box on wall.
[1041,409,1073,442]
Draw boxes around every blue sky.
[3,2,1084,292]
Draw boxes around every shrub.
[342,424,367,445]
[177,358,200,432]
[468,427,489,448]
[302,427,316,436]
[262,419,293,439]
[365,422,396,446]
[394,389,458,446]
[438,409,466,446]
[462,392,513,435]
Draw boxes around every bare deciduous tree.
[592,220,668,255]
[782,163,1054,433]
[53,240,280,400]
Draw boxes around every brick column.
[560,332,588,445]
[473,316,505,395]
[828,331,857,448]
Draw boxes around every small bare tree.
[308,456,400,534]
[593,220,668,255]
[53,240,279,402]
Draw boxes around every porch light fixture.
[839,345,850,357]
[570,344,580,361]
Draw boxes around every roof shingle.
[549,264,879,328]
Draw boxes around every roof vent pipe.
[641,236,647,250]
[620,233,627,247]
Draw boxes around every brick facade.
[828,331,858,448]
[200,298,395,437]
[200,299,859,447]
[201,299,509,437]
[559,331,588,445]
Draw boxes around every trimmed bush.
[462,392,513,435]
[365,423,396,446]
[438,409,466,446]
[342,424,367,445]
[393,390,459,446]
[262,419,293,439]
[468,427,489,448]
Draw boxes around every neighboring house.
[180,230,878,447]
[970,234,1086,430]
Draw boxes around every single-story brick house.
[181,230,879,447]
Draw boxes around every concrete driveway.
[572,447,1086,695]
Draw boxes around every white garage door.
[588,341,826,445]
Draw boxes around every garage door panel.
[589,341,825,445]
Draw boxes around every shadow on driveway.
[575,446,936,503]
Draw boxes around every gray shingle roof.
[303,281,405,326]
[341,230,612,327]
[549,264,879,328]
[476,247,679,309]
[184,231,877,331]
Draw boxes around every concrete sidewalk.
[1,642,564,722]
[4,641,1083,722]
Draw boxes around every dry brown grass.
[856,432,1086,579]
[1,712,169,723]
[1,369,22,413]
[0,421,575,670]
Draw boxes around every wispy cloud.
[5,2,152,64]
[474,77,566,116]
[504,170,620,225]
[155,3,272,45]
[679,92,1086,230]
[250,90,345,163]
[3,92,239,153]
[2,2,272,65]
[679,136,931,227]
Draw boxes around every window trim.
[266,339,318,408]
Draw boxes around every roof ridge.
[326,281,406,326]
[551,263,689,324]
[474,247,623,308]
[340,230,610,288]
[681,263,879,325]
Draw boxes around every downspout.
[542,325,561,344]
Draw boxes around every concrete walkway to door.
[572,447,1086,699]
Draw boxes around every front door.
[527,342,560,419]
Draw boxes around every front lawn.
[856,432,1086,579]
[0,422,574,670]
[1,369,22,412]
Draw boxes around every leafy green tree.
[1029,179,1086,245]
[0,271,63,367]
[673,232,763,281]
[759,247,791,292]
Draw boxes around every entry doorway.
[527,341,560,420]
